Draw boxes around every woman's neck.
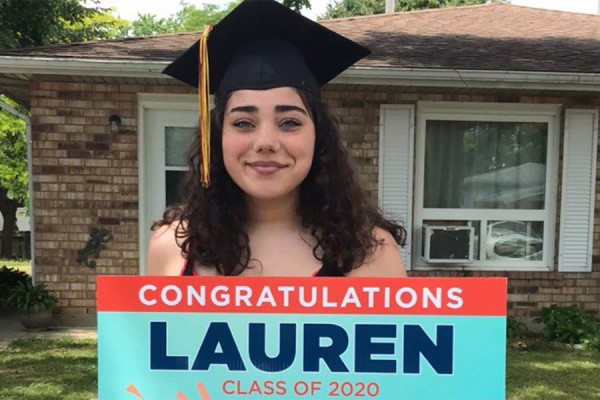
[245,192,301,230]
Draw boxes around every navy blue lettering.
[248,323,296,372]
[150,321,189,370]
[303,323,349,372]
[355,324,397,373]
[191,322,246,371]
[403,325,453,374]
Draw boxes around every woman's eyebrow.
[275,105,307,115]
[229,105,258,113]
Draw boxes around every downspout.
[0,99,35,284]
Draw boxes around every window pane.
[424,121,548,209]
[165,127,195,167]
[166,171,186,206]
[486,220,543,261]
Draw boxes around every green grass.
[0,338,97,400]
[507,347,600,399]
[0,338,599,399]
[0,259,31,276]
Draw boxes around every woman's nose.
[253,123,280,152]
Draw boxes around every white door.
[140,101,198,272]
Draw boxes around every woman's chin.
[240,183,298,203]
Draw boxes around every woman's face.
[222,87,316,202]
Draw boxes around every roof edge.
[0,56,167,77]
[336,66,600,92]
[1,56,600,92]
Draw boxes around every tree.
[0,0,126,49]
[282,0,311,12]
[0,0,125,257]
[122,0,313,37]
[321,0,486,19]
[0,96,27,258]
[122,1,241,37]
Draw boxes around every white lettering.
[186,286,205,306]
[447,287,464,309]
[395,287,418,308]
[423,287,442,309]
[235,286,252,306]
[277,286,295,307]
[139,284,157,306]
[299,286,317,307]
[161,285,182,306]
[211,285,230,306]
[384,287,391,308]
[322,287,338,307]
[362,287,380,308]
[341,287,361,308]
[257,287,277,307]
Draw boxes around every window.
[414,103,560,270]
[164,126,195,206]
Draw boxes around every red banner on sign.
[97,276,506,316]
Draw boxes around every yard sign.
[97,276,506,400]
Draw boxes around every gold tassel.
[199,24,213,188]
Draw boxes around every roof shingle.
[0,4,598,73]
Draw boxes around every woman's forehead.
[225,87,305,109]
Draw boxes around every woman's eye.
[233,120,254,129]
[280,119,301,128]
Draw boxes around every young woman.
[146,0,407,278]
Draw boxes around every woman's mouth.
[247,161,287,174]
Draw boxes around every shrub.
[0,266,30,308]
[507,316,529,338]
[6,281,57,312]
[534,304,600,345]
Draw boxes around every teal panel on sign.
[98,313,505,400]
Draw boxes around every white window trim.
[137,93,198,274]
[413,102,561,271]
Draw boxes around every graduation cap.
[163,0,370,187]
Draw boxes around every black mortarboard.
[164,0,370,97]
[162,0,370,186]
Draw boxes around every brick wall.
[30,79,600,318]
[322,87,600,319]
[30,80,193,316]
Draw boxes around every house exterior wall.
[30,79,600,319]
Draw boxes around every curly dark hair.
[153,88,406,275]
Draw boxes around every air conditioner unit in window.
[422,225,475,264]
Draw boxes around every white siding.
[379,105,414,269]
[558,109,598,272]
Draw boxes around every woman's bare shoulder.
[349,227,408,278]
[146,222,186,276]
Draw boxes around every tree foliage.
[0,98,27,207]
[0,0,126,257]
[321,0,487,19]
[0,0,126,49]
[123,0,313,37]
[122,1,242,37]
[282,0,311,12]
[0,96,27,258]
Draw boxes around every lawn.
[1,258,31,276]
[0,338,599,399]
[506,347,600,399]
[0,338,97,400]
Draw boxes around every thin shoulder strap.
[181,258,195,276]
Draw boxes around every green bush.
[0,266,30,308]
[507,316,529,338]
[534,304,600,346]
[6,281,57,312]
